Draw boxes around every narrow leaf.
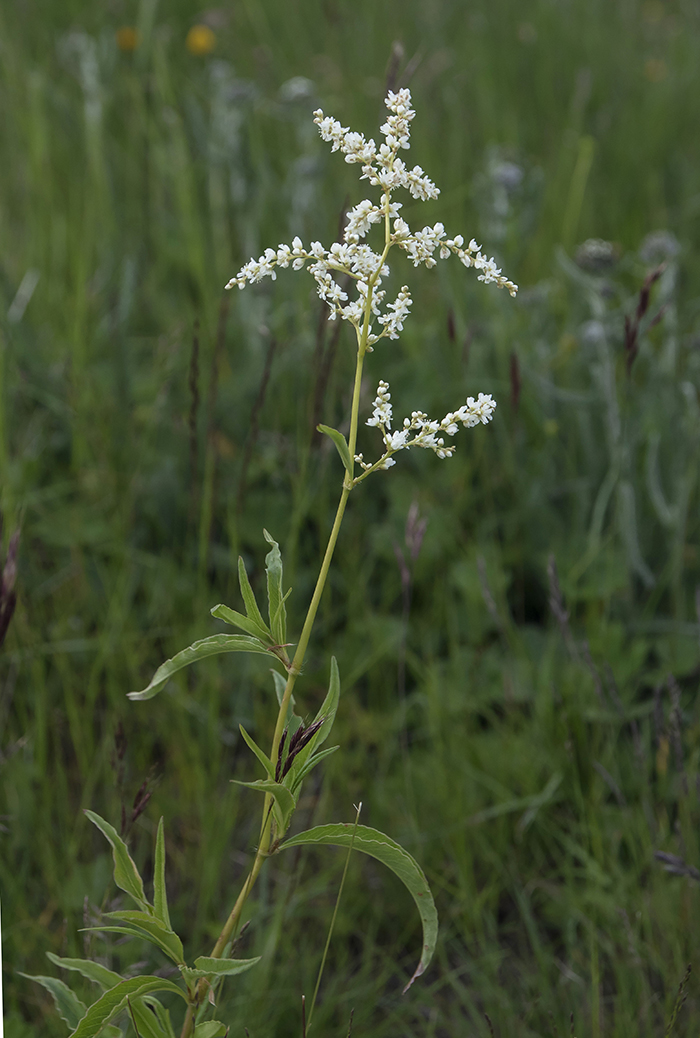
[271,670,302,734]
[194,1024,229,1038]
[211,603,270,643]
[317,425,353,476]
[141,996,176,1038]
[286,657,340,786]
[46,952,122,990]
[233,778,296,834]
[84,810,149,911]
[181,956,261,981]
[290,744,339,788]
[239,725,275,780]
[153,817,171,930]
[128,998,170,1038]
[263,530,286,646]
[102,911,184,965]
[279,824,438,991]
[128,635,272,701]
[66,976,187,1038]
[82,924,183,966]
[19,974,86,1029]
[238,555,269,633]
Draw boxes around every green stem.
[180,219,394,1038]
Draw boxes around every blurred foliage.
[1,0,700,1035]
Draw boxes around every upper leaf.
[239,725,276,780]
[233,778,296,836]
[101,910,185,965]
[193,1023,229,1038]
[66,976,187,1038]
[263,530,287,647]
[210,603,270,643]
[237,554,269,633]
[180,955,261,984]
[46,952,122,991]
[317,425,353,476]
[128,634,272,701]
[279,823,438,991]
[84,810,150,912]
[18,974,87,1029]
[153,817,171,930]
[284,657,340,791]
[128,997,172,1038]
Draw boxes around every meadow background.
[2,0,700,1035]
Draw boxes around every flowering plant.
[26,87,516,1038]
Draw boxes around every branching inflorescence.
[227,88,516,478]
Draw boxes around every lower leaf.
[279,823,438,991]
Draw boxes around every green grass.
[1,0,700,1035]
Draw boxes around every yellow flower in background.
[116,26,139,52]
[186,24,216,55]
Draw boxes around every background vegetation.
[2,0,700,1034]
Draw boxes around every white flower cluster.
[355,380,497,472]
[225,88,517,341]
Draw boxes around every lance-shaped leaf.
[128,998,171,1038]
[179,956,261,983]
[317,425,353,476]
[128,634,272,702]
[46,952,122,990]
[279,824,438,991]
[263,530,287,647]
[84,810,150,912]
[289,744,339,788]
[99,910,185,965]
[210,603,270,643]
[18,974,87,1029]
[271,669,302,735]
[233,778,296,835]
[239,725,275,780]
[194,1023,229,1038]
[237,555,269,634]
[153,817,171,930]
[66,976,187,1038]
[141,996,176,1038]
[284,657,340,790]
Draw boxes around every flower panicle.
[225,87,518,326]
[357,380,497,471]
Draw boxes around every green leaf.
[263,530,287,646]
[279,824,438,991]
[66,977,187,1038]
[127,997,171,1038]
[19,974,86,1029]
[210,603,270,643]
[317,424,353,476]
[290,744,339,788]
[193,956,261,977]
[193,1024,229,1038]
[285,657,340,789]
[84,811,150,912]
[239,725,275,780]
[46,952,122,990]
[82,924,182,967]
[271,670,302,734]
[141,996,175,1038]
[233,778,296,835]
[153,817,171,930]
[101,911,184,965]
[237,555,269,634]
[180,956,260,982]
[128,635,272,701]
